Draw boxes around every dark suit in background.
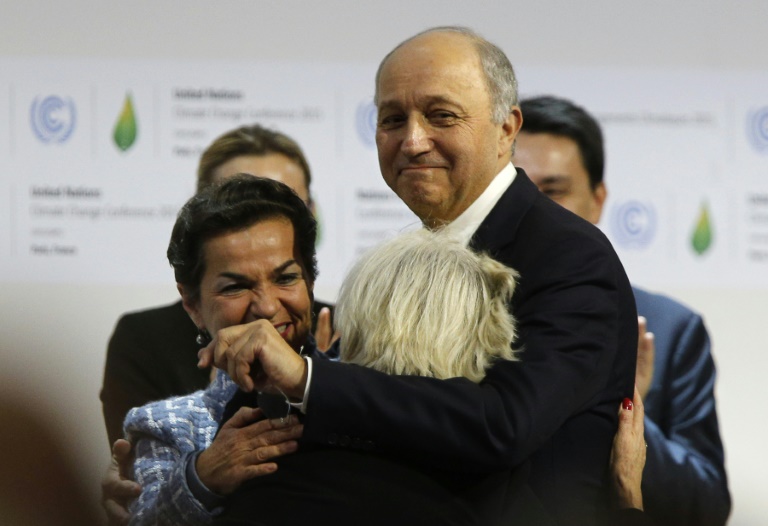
[101,299,333,446]
[634,288,730,525]
[297,170,637,525]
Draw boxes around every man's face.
[375,32,519,228]
[513,131,606,224]
[212,153,311,205]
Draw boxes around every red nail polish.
[622,398,633,411]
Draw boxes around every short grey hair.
[336,229,519,383]
[374,26,519,124]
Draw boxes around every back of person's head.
[168,174,318,301]
[520,95,604,188]
[196,124,312,194]
[335,229,519,382]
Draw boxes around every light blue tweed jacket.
[124,369,236,525]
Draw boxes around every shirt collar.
[442,163,517,246]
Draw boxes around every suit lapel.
[470,168,539,254]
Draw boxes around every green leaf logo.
[691,202,713,255]
[113,93,138,152]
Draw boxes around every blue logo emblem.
[30,95,77,143]
[609,200,656,249]
[355,101,377,148]
[747,107,768,154]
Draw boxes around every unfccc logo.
[747,106,768,154]
[355,100,377,148]
[30,95,77,143]
[609,200,656,249]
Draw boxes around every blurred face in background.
[212,154,311,206]
[513,131,606,224]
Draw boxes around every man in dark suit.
[210,27,637,525]
[513,95,730,525]
[100,124,335,446]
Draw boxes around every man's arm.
[203,222,636,473]
[642,314,730,526]
[302,237,636,471]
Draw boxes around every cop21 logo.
[30,95,77,143]
[747,106,768,154]
[355,100,377,148]
[609,200,657,249]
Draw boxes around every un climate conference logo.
[747,106,768,154]
[355,101,377,148]
[609,200,656,249]
[30,95,77,143]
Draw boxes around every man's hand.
[196,407,303,495]
[610,386,646,510]
[198,320,308,399]
[636,316,655,399]
[101,438,142,525]
[314,307,340,352]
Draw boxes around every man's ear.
[590,182,608,224]
[500,106,523,157]
[177,283,204,330]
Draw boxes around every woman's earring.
[196,328,212,346]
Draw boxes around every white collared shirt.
[442,163,517,246]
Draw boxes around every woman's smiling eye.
[220,283,246,294]
[276,273,301,286]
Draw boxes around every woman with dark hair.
[124,175,325,525]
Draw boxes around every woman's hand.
[314,307,340,352]
[196,407,303,496]
[636,316,655,399]
[610,386,646,510]
[101,439,142,525]
[198,320,308,399]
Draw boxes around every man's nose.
[249,288,280,320]
[401,117,431,156]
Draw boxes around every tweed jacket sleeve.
[124,371,236,526]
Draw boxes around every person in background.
[513,95,730,526]
[100,124,334,447]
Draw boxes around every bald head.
[375,26,519,125]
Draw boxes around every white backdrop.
[1,2,766,524]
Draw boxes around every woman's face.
[182,217,313,352]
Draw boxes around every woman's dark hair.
[196,124,312,196]
[167,174,318,300]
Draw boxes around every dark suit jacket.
[217,446,542,526]
[633,287,730,526]
[100,299,334,446]
[300,170,637,525]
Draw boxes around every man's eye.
[430,111,456,124]
[378,115,405,128]
[541,188,567,199]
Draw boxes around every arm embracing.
[128,435,218,526]
[302,236,636,471]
